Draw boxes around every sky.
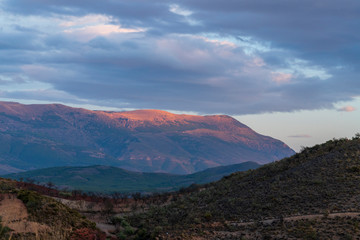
[0,0,359,151]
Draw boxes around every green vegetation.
[3,135,360,239]
[125,135,360,239]
[0,179,15,193]
[174,216,360,239]
[4,162,260,193]
[0,178,102,239]
[17,189,95,229]
[0,217,12,240]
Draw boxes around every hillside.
[0,178,104,240]
[4,162,260,193]
[125,135,360,239]
[0,101,294,174]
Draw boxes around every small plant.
[17,189,42,211]
[0,217,13,240]
[69,228,106,240]
[0,180,14,193]
[203,211,212,221]
[352,133,360,140]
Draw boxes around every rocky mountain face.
[0,101,294,174]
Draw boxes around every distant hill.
[0,101,294,174]
[4,162,260,193]
[127,135,360,239]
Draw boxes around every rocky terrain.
[0,178,104,240]
[0,101,294,174]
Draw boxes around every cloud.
[288,134,312,138]
[63,24,145,41]
[271,72,292,84]
[0,0,359,114]
[169,4,192,17]
[337,106,356,112]
[59,14,146,41]
[59,14,112,28]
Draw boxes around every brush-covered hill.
[0,178,104,240]
[4,162,260,193]
[0,101,294,175]
[126,135,360,239]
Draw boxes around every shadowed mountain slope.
[127,135,360,239]
[0,101,294,174]
[4,162,260,193]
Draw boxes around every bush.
[17,189,42,211]
[0,217,13,240]
[69,228,106,240]
[116,232,127,240]
[124,225,135,235]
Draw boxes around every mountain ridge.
[0,101,294,174]
[126,135,360,239]
[3,162,261,193]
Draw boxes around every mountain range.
[0,101,294,174]
[3,162,260,193]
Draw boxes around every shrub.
[0,217,13,240]
[17,189,42,211]
[69,228,106,240]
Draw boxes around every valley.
[1,135,360,239]
[4,162,260,193]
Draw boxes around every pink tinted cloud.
[337,106,356,112]
[271,72,292,84]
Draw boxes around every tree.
[46,181,55,189]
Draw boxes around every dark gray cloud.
[0,0,359,114]
[288,135,312,138]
